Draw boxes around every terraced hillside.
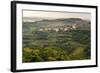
[22,18,91,63]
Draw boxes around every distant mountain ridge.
[23,17,90,22]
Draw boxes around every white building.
[64,28,68,31]
[53,28,59,32]
[72,24,77,29]
[39,28,44,31]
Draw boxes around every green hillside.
[22,18,91,63]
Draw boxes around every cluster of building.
[38,24,77,32]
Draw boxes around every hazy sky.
[23,10,91,20]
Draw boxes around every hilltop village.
[38,24,77,32]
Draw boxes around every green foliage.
[22,29,91,63]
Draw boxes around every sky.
[23,10,91,20]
